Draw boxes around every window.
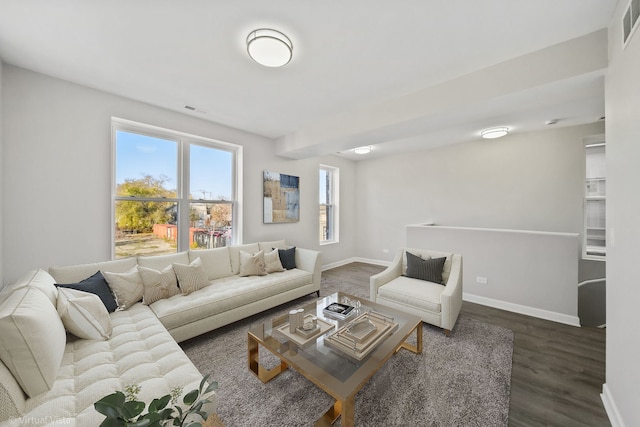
[112,118,241,258]
[584,137,605,259]
[319,165,339,243]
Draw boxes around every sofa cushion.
[229,243,260,275]
[405,252,446,284]
[378,276,444,313]
[278,247,297,270]
[172,257,209,295]
[103,267,144,310]
[56,287,112,340]
[49,257,138,284]
[138,265,181,305]
[138,252,189,272]
[189,247,233,280]
[239,250,267,277]
[151,269,312,330]
[56,271,119,313]
[264,249,285,273]
[0,269,58,306]
[258,240,286,251]
[0,286,66,398]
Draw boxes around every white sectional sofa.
[0,240,321,426]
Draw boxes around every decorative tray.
[324,311,398,361]
[276,314,335,347]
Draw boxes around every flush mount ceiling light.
[247,28,293,67]
[480,127,509,139]
[354,146,372,154]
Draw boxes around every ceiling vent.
[623,0,640,45]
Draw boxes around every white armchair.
[370,248,463,336]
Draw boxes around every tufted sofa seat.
[0,240,321,426]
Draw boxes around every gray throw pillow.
[405,252,446,284]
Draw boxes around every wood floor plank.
[322,262,610,427]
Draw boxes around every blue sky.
[116,131,232,200]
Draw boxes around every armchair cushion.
[377,276,443,313]
[405,252,446,284]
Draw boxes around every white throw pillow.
[172,257,209,295]
[56,287,112,340]
[138,265,181,305]
[102,267,144,310]
[239,250,267,277]
[264,249,285,273]
[0,286,66,397]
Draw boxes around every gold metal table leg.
[248,333,288,383]
[398,321,423,354]
[315,395,355,427]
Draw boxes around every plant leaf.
[182,389,199,406]
[198,374,210,394]
[122,400,146,419]
[204,381,218,394]
[94,392,127,419]
[148,395,171,412]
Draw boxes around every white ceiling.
[0,1,617,160]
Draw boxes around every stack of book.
[323,302,355,320]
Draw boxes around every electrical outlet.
[476,276,488,284]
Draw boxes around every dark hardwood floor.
[322,262,610,427]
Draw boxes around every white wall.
[355,122,605,263]
[0,65,357,285]
[407,225,580,325]
[601,3,640,426]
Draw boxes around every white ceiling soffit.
[276,29,608,159]
[0,1,617,159]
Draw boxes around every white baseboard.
[322,257,389,271]
[601,383,625,427]
[463,293,581,327]
[323,258,581,327]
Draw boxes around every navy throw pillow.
[55,271,119,313]
[276,247,297,270]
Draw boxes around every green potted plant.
[94,374,218,427]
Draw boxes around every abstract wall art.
[263,171,300,223]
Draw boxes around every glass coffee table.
[248,292,423,427]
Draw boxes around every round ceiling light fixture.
[247,28,293,67]
[480,127,509,139]
[354,146,372,154]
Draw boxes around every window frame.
[583,134,606,261]
[319,164,339,245]
[111,118,243,258]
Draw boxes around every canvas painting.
[263,171,300,223]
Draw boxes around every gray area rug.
[181,275,513,426]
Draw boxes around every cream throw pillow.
[56,287,112,340]
[239,250,267,277]
[102,267,144,310]
[0,286,66,397]
[264,249,285,273]
[138,265,181,304]
[172,257,209,295]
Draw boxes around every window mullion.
[178,139,190,252]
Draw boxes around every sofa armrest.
[440,254,463,331]
[295,248,322,291]
[0,359,25,422]
[369,249,404,302]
